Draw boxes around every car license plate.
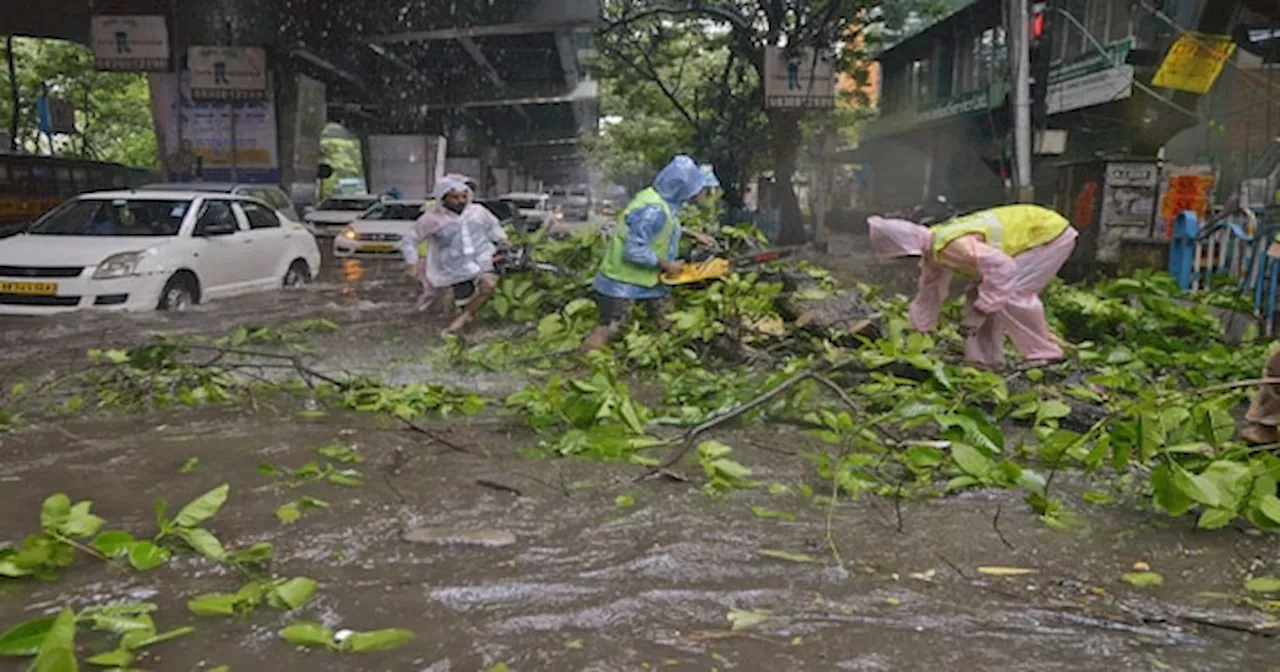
[0,281,57,295]
[363,243,395,253]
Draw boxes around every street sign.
[764,47,836,109]
[1152,31,1236,94]
[37,97,76,134]
[188,47,269,101]
[90,15,170,72]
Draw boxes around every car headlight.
[93,251,145,279]
[340,227,358,240]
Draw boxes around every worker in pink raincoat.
[867,204,1078,370]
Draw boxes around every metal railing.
[1168,207,1279,332]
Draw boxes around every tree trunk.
[769,110,805,245]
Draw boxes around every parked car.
[562,187,592,221]
[138,182,302,223]
[499,192,552,233]
[334,200,427,258]
[304,195,383,236]
[473,199,519,227]
[0,190,321,315]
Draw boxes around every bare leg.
[445,274,498,334]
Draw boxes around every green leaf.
[39,494,72,531]
[85,649,133,667]
[209,667,229,672]
[178,457,200,474]
[299,496,329,509]
[618,399,645,435]
[726,608,771,631]
[1138,413,1162,462]
[30,607,76,672]
[127,542,169,571]
[1121,571,1164,588]
[756,549,821,564]
[1148,464,1195,517]
[343,629,414,652]
[174,484,230,528]
[125,626,193,649]
[268,578,317,611]
[1255,493,1280,526]
[1036,400,1072,422]
[1245,576,1280,593]
[327,469,365,487]
[90,531,137,559]
[0,616,55,656]
[950,443,994,479]
[708,458,752,480]
[187,593,239,616]
[275,503,301,525]
[749,506,795,521]
[1196,508,1235,530]
[1172,467,1223,508]
[178,528,226,561]
[61,502,104,538]
[614,493,635,508]
[279,622,334,649]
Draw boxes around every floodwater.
[2,239,1279,671]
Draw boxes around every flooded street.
[2,241,1279,671]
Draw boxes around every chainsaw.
[491,243,568,275]
[661,245,803,285]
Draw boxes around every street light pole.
[1009,0,1033,202]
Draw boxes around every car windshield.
[363,203,423,220]
[476,201,513,220]
[317,198,377,211]
[505,199,541,210]
[27,198,190,236]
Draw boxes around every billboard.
[90,15,170,72]
[764,47,836,109]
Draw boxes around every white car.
[500,192,553,233]
[333,199,427,258]
[0,191,321,315]
[303,195,383,236]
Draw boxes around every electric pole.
[1009,0,1033,202]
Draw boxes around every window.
[240,201,281,229]
[196,200,237,232]
[28,198,191,236]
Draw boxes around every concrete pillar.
[276,74,326,208]
[366,135,446,199]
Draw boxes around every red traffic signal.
[1031,12,1046,40]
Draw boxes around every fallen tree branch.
[396,414,489,457]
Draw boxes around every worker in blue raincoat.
[581,155,718,352]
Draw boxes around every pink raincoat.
[868,212,1077,368]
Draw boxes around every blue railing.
[1168,208,1279,333]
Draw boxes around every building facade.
[851,0,1228,222]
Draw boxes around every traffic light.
[1029,6,1052,125]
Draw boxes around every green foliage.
[698,440,754,495]
[0,38,158,167]
[0,601,192,669]
[278,622,413,653]
[188,577,317,616]
[0,494,104,580]
[153,484,232,562]
[341,380,485,419]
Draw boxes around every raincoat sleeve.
[970,241,1019,315]
[399,215,441,265]
[909,259,951,331]
[621,204,666,267]
[481,207,508,245]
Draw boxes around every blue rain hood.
[653,155,707,205]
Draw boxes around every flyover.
[1,0,600,196]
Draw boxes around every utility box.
[366,135,446,199]
[1055,157,1160,279]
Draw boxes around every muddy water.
[2,240,1279,671]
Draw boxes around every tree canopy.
[593,0,952,242]
[0,37,158,168]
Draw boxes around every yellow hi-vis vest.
[931,204,1071,262]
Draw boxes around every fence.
[1167,208,1280,333]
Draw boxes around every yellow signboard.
[1152,32,1236,95]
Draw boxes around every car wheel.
[158,274,198,311]
[283,259,310,288]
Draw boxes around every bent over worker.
[867,204,1078,369]
[581,155,717,352]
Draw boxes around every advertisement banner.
[188,47,269,101]
[148,71,279,184]
[91,15,170,72]
[1152,32,1236,94]
[1158,166,1215,238]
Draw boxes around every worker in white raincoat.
[867,204,1077,370]
[399,176,509,334]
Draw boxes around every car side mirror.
[195,221,237,237]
